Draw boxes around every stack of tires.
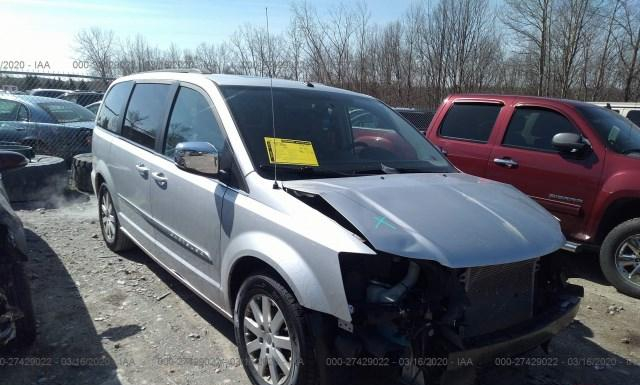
[1,145,67,203]
[71,153,93,194]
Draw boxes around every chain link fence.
[0,71,112,165]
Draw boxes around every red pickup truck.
[425,94,640,298]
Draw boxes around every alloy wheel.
[243,294,294,385]
[615,234,640,287]
[100,191,117,244]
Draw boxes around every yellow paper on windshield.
[264,137,319,167]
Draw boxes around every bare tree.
[74,27,116,85]
[503,0,553,96]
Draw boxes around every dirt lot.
[1,194,639,385]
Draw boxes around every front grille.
[460,259,538,338]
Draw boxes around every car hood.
[285,173,565,268]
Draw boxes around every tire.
[600,218,640,298]
[2,155,67,203]
[4,262,37,348]
[235,274,318,385]
[71,153,93,193]
[98,184,134,252]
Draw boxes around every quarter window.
[439,103,501,142]
[122,83,172,149]
[97,81,133,133]
[164,87,225,157]
[503,107,578,151]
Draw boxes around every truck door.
[486,105,603,242]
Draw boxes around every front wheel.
[234,274,318,385]
[600,218,640,298]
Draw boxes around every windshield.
[221,86,453,179]
[576,105,640,154]
[38,101,95,123]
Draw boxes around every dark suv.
[427,94,640,298]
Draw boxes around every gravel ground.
[1,194,639,385]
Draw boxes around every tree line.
[75,0,640,108]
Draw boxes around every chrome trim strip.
[117,194,212,264]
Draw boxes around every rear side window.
[503,107,578,151]
[627,110,640,126]
[0,99,20,121]
[163,87,226,157]
[439,103,501,142]
[122,83,172,149]
[97,81,132,133]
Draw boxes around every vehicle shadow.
[0,229,122,385]
[559,250,610,286]
[117,248,236,343]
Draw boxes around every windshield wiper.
[258,164,352,177]
[621,148,640,154]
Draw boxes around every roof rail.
[138,68,206,74]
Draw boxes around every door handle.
[15,127,25,131]
[151,172,168,186]
[135,163,149,177]
[493,157,519,168]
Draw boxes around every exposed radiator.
[460,258,538,338]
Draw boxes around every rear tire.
[98,184,134,252]
[600,218,640,298]
[234,274,318,385]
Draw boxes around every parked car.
[591,102,640,126]
[394,107,435,134]
[85,101,101,115]
[0,94,93,161]
[92,73,581,385]
[426,94,640,298]
[28,88,68,98]
[0,151,36,348]
[58,91,103,106]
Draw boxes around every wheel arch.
[595,197,640,243]
[222,232,349,321]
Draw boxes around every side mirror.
[0,151,28,172]
[552,133,590,154]
[174,142,219,176]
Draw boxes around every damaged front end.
[330,252,582,384]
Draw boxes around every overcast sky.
[0,0,414,73]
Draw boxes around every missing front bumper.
[446,295,581,371]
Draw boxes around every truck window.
[439,103,501,142]
[503,107,578,152]
[122,83,172,150]
[627,110,640,126]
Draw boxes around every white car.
[91,70,581,385]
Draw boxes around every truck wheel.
[98,184,134,252]
[2,155,67,203]
[5,262,37,348]
[235,274,318,385]
[71,153,93,193]
[600,218,640,298]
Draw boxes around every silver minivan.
[92,71,581,385]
